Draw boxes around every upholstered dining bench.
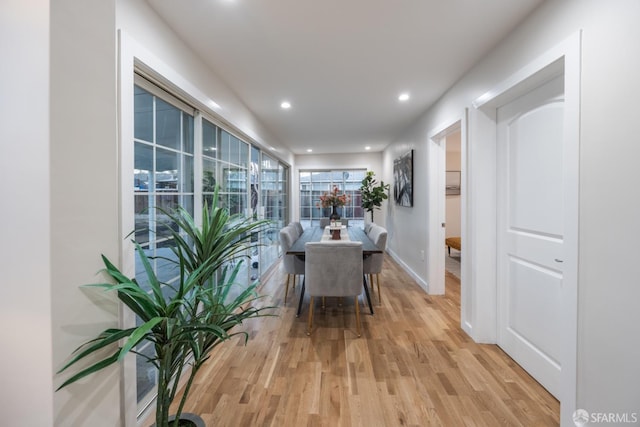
[445,237,461,256]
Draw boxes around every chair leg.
[284,274,291,304]
[322,296,326,310]
[354,296,361,337]
[307,296,314,336]
[368,274,374,294]
[376,274,381,304]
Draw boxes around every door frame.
[470,31,581,425]
[427,118,466,299]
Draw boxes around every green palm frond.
[57,185,277,426]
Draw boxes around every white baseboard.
[385,248,430,294]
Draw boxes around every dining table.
[287,226,382,317]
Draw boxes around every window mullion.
[193,112,203,226]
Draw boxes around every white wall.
[382,0,640,424]
[50,0,123,425]
[0,1,54,425]
[293,152,385,225]
[47,1,294,426]
[384,141,428,285]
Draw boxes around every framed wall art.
[393,149,413,207]
[446,170,461,195]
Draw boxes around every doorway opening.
[427,119,466,297]
[444,131,462,282]
[469,32,581,425]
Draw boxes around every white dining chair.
[364,222,373,235]
[304,241,364,337]
[279,225,304,304]
[363,224,387,304]
[289,221,304,237]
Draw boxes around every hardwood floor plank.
[156,255,559,426]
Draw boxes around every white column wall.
[0,1,54,425]
[50,0,123,425]
[382,0,640,423]
[576,1,640,418]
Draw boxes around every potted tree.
[360,171,390,223]
[56,188,274,427]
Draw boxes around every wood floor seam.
[161,255,559,427]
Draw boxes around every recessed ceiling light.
[365,146,371,150]
[398,93,410,101]
[306,149,313,153]
[281,101,291,109]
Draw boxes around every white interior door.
[496,75,567,398]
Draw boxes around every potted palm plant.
[360,171,390,223]
[56,188,274,427]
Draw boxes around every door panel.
[497,75,565,398]
[507,256,562,367]
[507,102,564,237]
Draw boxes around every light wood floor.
[169,256,559,426]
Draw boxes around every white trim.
[118,30,138,427]
[459,109,471,337]
[386,248,429,293]
[134,74,196,115]
[193,111,204,226]
[427,120,463,296]
[471,31,581,426]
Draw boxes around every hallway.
[163,256,559,426]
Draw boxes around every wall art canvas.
[446,170,461,195]
[393,149,413,207]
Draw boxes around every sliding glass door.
[299,169,365,228]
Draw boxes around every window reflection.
[299,169,366,228]
[133,85,194,410]
[133,84,289,415]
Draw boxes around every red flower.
[316,186,351,208]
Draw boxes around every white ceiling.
[147,0,544,155]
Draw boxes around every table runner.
[320,226,350,242]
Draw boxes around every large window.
[261,154,287,271]
[133,83,195,406]
[202,122,248,215]
[299,169,366,228]
[133,78,288,415]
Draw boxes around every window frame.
[299,169,366,227]
[127,72,290,422]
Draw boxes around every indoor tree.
[360,171,390,223]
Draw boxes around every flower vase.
[330,206,340,221]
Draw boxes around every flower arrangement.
[317,186,350,208]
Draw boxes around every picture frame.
[446,170,461,195]
[393,149,413,207]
